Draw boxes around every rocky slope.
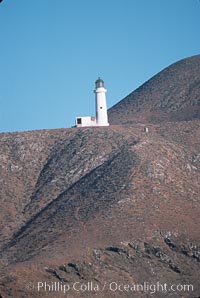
[0,55,200,297]
[108,55,200,124]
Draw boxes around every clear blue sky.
[0,0,200,132]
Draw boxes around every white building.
[75,77,109,127]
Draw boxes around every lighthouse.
[75,77,109,127]
[94,77,109,126]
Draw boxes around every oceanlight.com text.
[26,281,194,295]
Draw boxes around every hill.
[108,55,200,124]
[0,55,200,297]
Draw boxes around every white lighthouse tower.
[94,77,109,126]
[75,77,109,127]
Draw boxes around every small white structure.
[75,116,96,127]
[75,77,109,127]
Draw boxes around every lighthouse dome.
[95,77,104,88]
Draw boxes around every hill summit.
[108,55,200,124]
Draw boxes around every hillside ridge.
[108,55,200,124]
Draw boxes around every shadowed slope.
[0,123,200,298]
